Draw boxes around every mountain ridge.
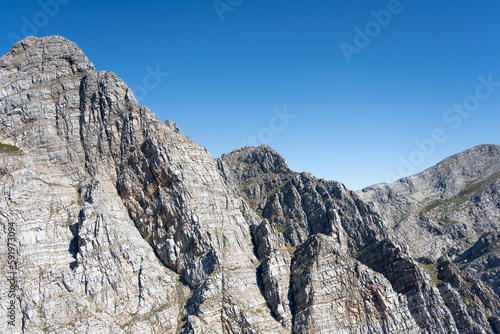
[0,35,499,333]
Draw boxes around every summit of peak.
[3,35,95,74]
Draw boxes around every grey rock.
[221,146,461,333]
[1,36,499,333]
[358,145,500,263]
[290,234,418,333]
[0,36,283,333]
[358,145,500,302]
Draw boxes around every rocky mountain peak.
[3,35,94,75]
[218,145,296,211]
[221,144,293,178]
[1,36,285,333]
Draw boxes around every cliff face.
[0,36,282,334]
[0,36,499,334]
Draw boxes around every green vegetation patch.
[0,142,21,154]
[273,223,287,234]
[418,262,444,285]
[285,245,297,258]
[421,170,500,215]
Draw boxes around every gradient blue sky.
[1,0,499,190]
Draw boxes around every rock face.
[0,36,499,333]
[0,36,184,333]
[220,146,465,333]
[0,36,282,334]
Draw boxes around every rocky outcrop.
[357,239,458,333]
[219,145,296,212]
[290,234,419,333]
[0,36,183,333]
[434,257,499,332]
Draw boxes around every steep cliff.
[0,36,283,334]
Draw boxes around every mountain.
[358,144,500,300]
[221,145,500,333]
[0,36,498,333]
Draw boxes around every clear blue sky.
[1,0,499,190]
